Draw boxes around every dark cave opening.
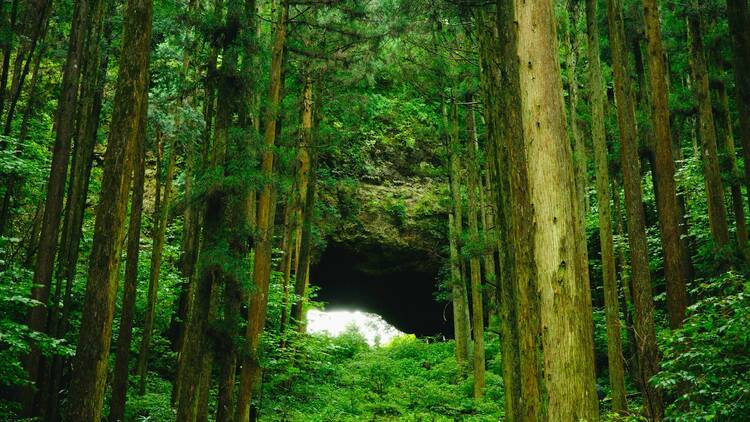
[311,241,450,337]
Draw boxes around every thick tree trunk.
[514,0,600,419]
[110,104,147,422]
[234,3,288,420]
[687,5,730,253]
[173,42,218,408]
[607,0,664,418]
[478,8,521,419]
[642,0,689,330]
[64,0,152,417]
[24,0,98,396]
[464,96,485,398]
[585,0,627,412]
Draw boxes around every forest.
[0,0,749,420]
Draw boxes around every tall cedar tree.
[687,0,730,252]
[607,0,664,417]
[23,0,104,405]
[585,0,627,411]
[514,0,599,418]
[642,0,689,329]
[477,7,521,419]
[464,94,486,398]
[235,1,288,419]
[110,103,147,422]
[65,0,152,417]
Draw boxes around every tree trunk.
[642,0,689,330]
[726,0,750,207]
[687,5,730,254]
[110,102,147,422]
[173,40,217,408]
[607,0,664,418]
[2,0,51,137]
[0,0,18,127]
[290,74,316,329]
[137,131,176,394]
[479,157,497,320]
[464,95,485,398]
[64,0,152,417]
[24,0,98,396]
[564,1,588,215]
[234,2,288,420]
[444,98,471,371]
[585,0,627,412]
[0,24,48,237]
[714,80,748,253]
[514,0,600,419]
[478,7,521,419]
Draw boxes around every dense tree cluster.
[0,0,749,420]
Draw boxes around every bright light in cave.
[306,309,405,347]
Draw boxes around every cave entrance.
[310,240,449,338]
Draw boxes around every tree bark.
[110,102,147,422]
[642,0,689,330]
[64,0,152,417]
[585,0,627,412]
[289,74,316,329]
[24,0,97,396]
[687,4,730,253]
[714,80,748,253]
[137,131,176,394]
[726,0,750,207]
[464,95,485,398]
[444,97,471,371]
[564,1,588,215]
[173,39,218,409]
[234,2,288,420]
[514,0,600,418]
[478,7,521,419]
[607,0,664,417]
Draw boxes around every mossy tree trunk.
[444,96,471,372]
[24,0,103,406]
[687,3,730,253]
[607,0,664,417]
[65,0,152,416]
[726,0,750,207]
[234,2,288,419]
[714,80,748,253]
[585,0,627,412]
[110,103,147,422]
[290,73,316,330]
[464,94,485,398]
[137,131,176,394]
[642,0,689,330]
[478,7,521,419]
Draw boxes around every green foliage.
[0,239,74,417]
[653,272,750,421]
[121,375,177,422]
[384,198,407,228]
[259,330,504,421]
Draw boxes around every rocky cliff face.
[319,134,448,274]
